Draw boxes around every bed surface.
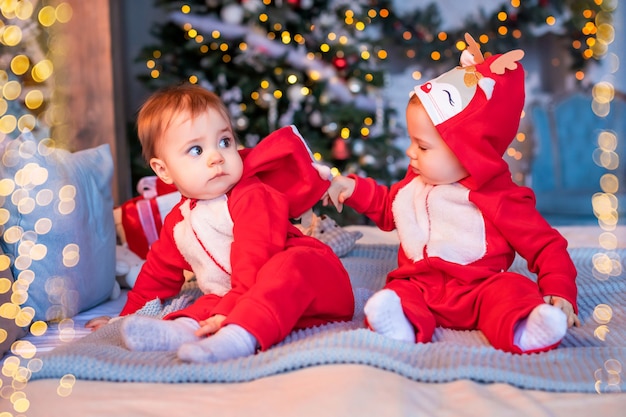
[3,225,626,416]
[19,365,626,417]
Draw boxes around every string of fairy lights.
[1,1,77,413]
[141,1,618,186]
[0,1,71,139]
[0,0,623,411]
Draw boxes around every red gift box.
[118,177,179,259]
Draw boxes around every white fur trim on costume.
[313,163,332,181]
[427,183,486,265]
[392,178,431,262]
[392,177,486,265]
[173,197,233,296]
[478,77,495,100]
[289,125,314,160]
[288,124,331,181]
[460,49,478,67]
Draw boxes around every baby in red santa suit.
[118,84,354,362]
[326,34,580,354]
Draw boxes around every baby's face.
[405,102,468,185]
[150,108,243,200]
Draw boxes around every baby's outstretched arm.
[544,295,581,328]
[323,175,356,212]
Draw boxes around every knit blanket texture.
[31,245,625,393]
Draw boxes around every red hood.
[414,54,525,190]
[239,125,331,218]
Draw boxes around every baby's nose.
[207,151,224,166]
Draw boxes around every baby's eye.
[443,89,455,106]
[219,137,232,149]
[188,145,202,156]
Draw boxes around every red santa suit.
[120,126,355,351]
[345,50,578,354]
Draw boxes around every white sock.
[364,289,415,343]
[514,304,567,352]
[177,324,257,363]
[121,316,200,352]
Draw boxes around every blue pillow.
[0,131,116,322]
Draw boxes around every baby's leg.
[476,271,567,353]
[364,289,415,343]
[514,304,567,352]
[121,315,200,351]
[178,324,256,363]
[221,245,354,351]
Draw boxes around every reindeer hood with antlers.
[411,33,525,190]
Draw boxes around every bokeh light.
[0,0,623,404]
[0,2,77,407]
[10,54,30,75]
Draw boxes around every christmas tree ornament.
[308,110,322,127]
[347,78,362,94]
[242,0,264,13]
[332,56,348,70]
[361,154,376,166]
[299,0,314,10]
[332,138,350,160]
[287,84,305,104]
[322,122,339,137]
[220,3,244,25]
[235,115,249,131]
[352,139,365,155]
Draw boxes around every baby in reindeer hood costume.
[328,34,579,354]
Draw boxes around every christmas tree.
[134,0,405,224]
[380,0,610,74]
[0,1,72,142]
[133,0,613,223]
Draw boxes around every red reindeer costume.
[345,38,577,353]
[120,126,355,351]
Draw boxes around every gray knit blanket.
[31,245,625,393]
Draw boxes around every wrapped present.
[115,177,179,259]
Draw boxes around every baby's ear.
[149,157,174,184]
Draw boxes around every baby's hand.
[85,316,112,331]
[195,314,226,337]
[544,295,581,328]
[323,175,356,213]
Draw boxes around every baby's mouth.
[209,171,225,181]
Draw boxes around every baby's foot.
[364,289,415,343]
[514,304,567,352]
[178,324,257,363]
[121,316,200,351]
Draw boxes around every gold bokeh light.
[0,2,77,408]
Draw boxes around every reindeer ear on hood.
[490,49,525,74]
[461,33,484,66]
